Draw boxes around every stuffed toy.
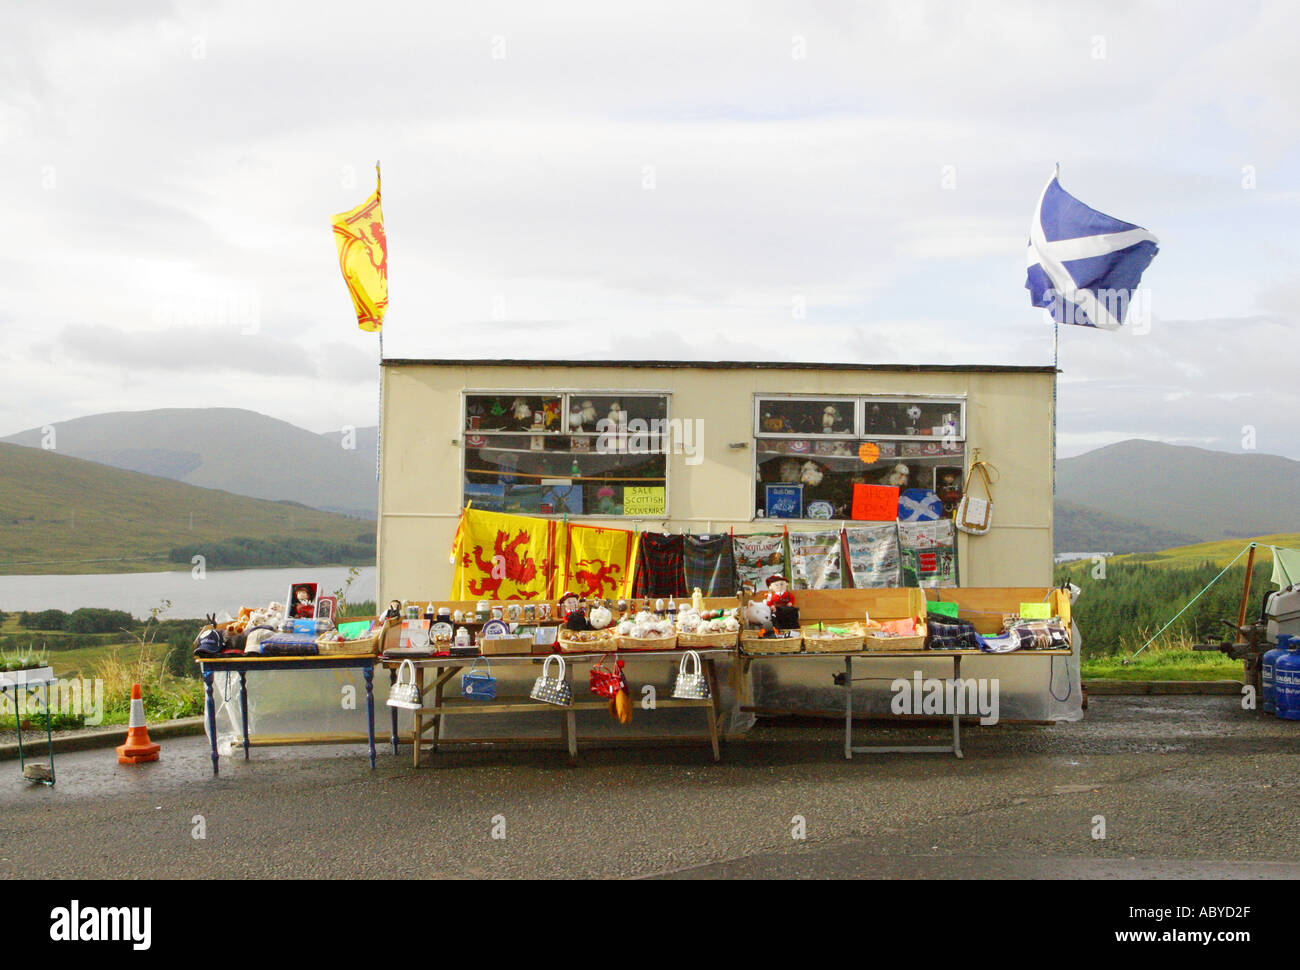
[510,397,533,429]
[543,399,562,429]
[567,402,584,431]
[559,590,592,631]
[765,576,799,629]
[778,458,802,483]
[798,460,824,488]
[579,399,598,429]
[822,405,844,433]
[744,599,774,632]
[877,463,911,487]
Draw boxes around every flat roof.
[382,358,1058,374]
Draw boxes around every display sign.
[851,484,899,521]
[1019,602,1052,619]
[623,486,666,516]
[764,484,803,519]
[928,600,960,618]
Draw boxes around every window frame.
[460,388,673,519]
[752,392,968,522]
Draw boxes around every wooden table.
[738,648,1073,759]
[197,653,379,775]
[383,650,728,766]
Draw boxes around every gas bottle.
[1274,642,1300,721]
[1262,635,1291,714]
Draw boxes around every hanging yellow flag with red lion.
[331,163,388,332]
[556,523,639,600]
[449,508,557,600]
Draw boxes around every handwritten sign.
[765,484,803,519]
[851,484,898,521]
[1020,602,1051,619]
[623,486,666,516]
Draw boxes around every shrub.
[65,608,136,635]
[19,609,69,631]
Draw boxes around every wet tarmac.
[0,696,1296,879]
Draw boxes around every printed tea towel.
[898,520,958,588]
[843,524,901,588]
[788,529,843,590]
[732,533,787,591]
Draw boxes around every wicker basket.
[614,633,678,652]
[558,630,616,653]
[864,632,927,652]
[801,624,866,654]
[676,630,738,649]
[317,618,396,656]
[740,631,803,655]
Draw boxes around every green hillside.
[1053,499,1200,553]
[0,442,375,575]
[1105,533,1300,570]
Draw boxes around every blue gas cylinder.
[1262,635,1291,714]
[1275,643,1300,721]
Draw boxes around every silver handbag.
[387,659,422,709]
[529,654,572,707]
[672,650,711,700]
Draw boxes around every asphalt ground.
[1,696,1297,880]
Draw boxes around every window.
[754,394,966,521]
[462,392,669,517]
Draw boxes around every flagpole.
[375,159,383,486]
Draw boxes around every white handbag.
[386,659,422,709]
[672,650,711,700]
[955,455,995,536]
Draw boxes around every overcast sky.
[3,0,1297,459]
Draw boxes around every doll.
[291,584,316,619]
[558,590,592,631]
[765,575,800,630]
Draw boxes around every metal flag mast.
[375,159,383,485]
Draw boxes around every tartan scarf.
[632,532,686,597]
[683,534,737,596]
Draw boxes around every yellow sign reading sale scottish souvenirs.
[623,487,666,516]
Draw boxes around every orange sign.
[851,484,899,521]
[858,442,880,465]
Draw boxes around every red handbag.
[589,654,627,699]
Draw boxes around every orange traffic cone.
[116,683,161,764]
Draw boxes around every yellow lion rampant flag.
[449,508,558,601]
[331,164,388,332]
[556,523,640,600]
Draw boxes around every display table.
[384,649,728,767]
[197,654,379,775]
[738,648,1073,759]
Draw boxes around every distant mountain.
[1054,500,1200,554]
[2,409,378,519]
[1055,439,1300,551]
[0,443,374,575]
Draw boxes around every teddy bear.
[877,463,911,487]
[744,599,774,632]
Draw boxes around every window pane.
[465,394,563,432]
[861,400,962,439]
[757,398,855,436]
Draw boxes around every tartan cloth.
[926,617,980,651]
[1006,619,1069,650]
[683,534,737,595]
[632,532,686,597]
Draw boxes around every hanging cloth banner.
[1271,546,1300,587]
[788,529,844,590]
[898,520,958,588]
[683,533,738,595]
[556,523,640,600]
[450,508,557,600]
[632,532,687,597]
[843,524,902,588]
[732,532,787,592]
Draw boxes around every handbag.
[672,650,711,700]
[387,659,422,709]
[529,654,572,707]
[589,654,627,699]
[955,453,996,536]
[461,658,497,701]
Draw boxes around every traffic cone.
[116,683,161,764]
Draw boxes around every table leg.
[705,658,726,740]
[564,708,578,766]
[42,684,55,784]
[412,666,425,768]
[703,660,721,762]
[363,663,376,770]
[239,670,249,761]
[844,656,853,760]
[388,666,399,755]
[432,666,446,754]
[202,667,218,775]
[952,656,964,759]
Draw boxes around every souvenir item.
[672,650,711,700]
[480,619,509,638]
[387,660,421,710]
[461,659,497,701]
[955,454,995,536]
[588,654,627,699]
[452,610,465,624]
[506,604,522,622]
[530,654,572,706]
[538,603,552,621]
[476,601,490,622]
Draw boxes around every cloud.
[0,0,1297,459]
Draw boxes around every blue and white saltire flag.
[1026,172,1159,330]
